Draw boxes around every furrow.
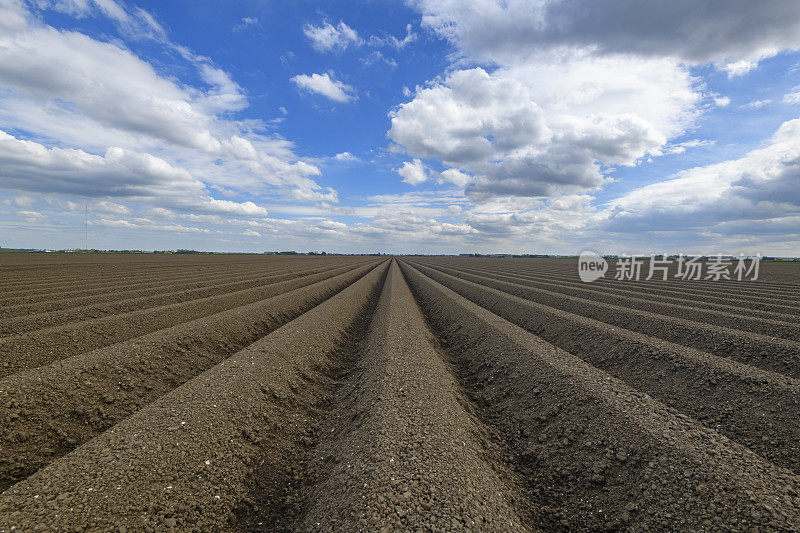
[405,261,800,472]
[411,261,800,378]
[400,261,800,531]
[444,262,800,317]
[0,262,367,376]
[287,262,530,531]
[0,261,342,318]
[461,259,800,300]
[416,261,800,338]
[0,258,340,305]
[0,262,269,297]
[430,258,800,301]
[0,255,317,291]
[0,261,387,531]
[0,260,383,491]
[0,263,334,335]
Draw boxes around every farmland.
[1,253,799,531]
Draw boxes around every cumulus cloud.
[438,168,472,187]
[303,21,361,52]
[291,73,356,103]
[289,185,339,203]
[390,1,720,207]
[602,118,800,235]
[714,96,731,107]
[351,210,476,238]
[0,0,334,218]
[384,0,800,249]
[0,130,196,196]
[0,16,221,152]
[397,159,429,185]
[390,67,680,200]
[390,69,548,163]
[0,129,269,216]
[334,151,359,161]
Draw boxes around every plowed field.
[1,253,799,531]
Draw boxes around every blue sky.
[1,0,799,254]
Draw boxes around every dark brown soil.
[1,254,799,531]
[0,261,373,376]
[413,261,800,378]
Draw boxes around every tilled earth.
[0,253,799,531]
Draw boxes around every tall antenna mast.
[85,202,88,251]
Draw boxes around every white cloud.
[0,0,334,217]
[397,159,429,185]
[499,54,700,138]
[303,21,361,52]
[1,195,34,207]
[0,129,269,216]
[291,73,356,103]
[38,0,167,40]
[17,209,47,222]
[94,217,216,234]
[784,86,800,104]
[316,219,347,234]
[95,200,130,214]
[390,2,716,207]
[662,139,716,155]
[199,199,269,217]
[241,228,262,237]
[364,190,467,217]
[233,17,258,32]
[0,129,196,196]
[361,50,398,69]
[390,66,686,200]
[350,210,477,238]
[0,0,28,32]
[377,0,800,251]
[289,185,338,203]
[714,96,731,107]
[195,63,247,114]
[438,168,472,187]
[334,151,359,161]
[390,69,548,163]
[368,24,417,49]
[0,16,221,152]
[741,99,773,110]
[603,118,800,235]
[723,60,758,77]
[304,19,417,54]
